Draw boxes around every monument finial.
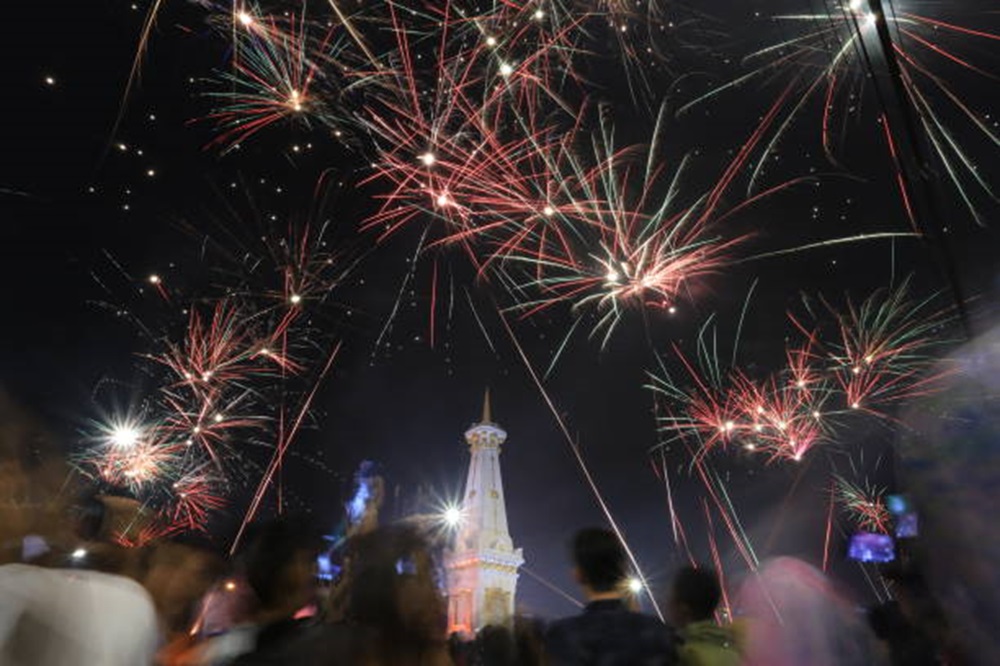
[481,387,492,424]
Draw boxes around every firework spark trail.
[204,6,348,151]
[231,340,342,554]
[702,498,734,622]
[651,453,694,562]
[678,1,1000,225]
[495,304,664,620]
[653,280,949,468]
[84,201,350,538]
[835,473,890,533]
[823,484,836,572]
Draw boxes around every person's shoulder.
[545,613,584,638]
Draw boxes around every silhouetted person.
[868,600,939,666]
[333,524,451,665]
[226,516,326,665]
[0,394,160,665]
[545,528,676,665]
[669,566,739,666]
[736,557,881,666]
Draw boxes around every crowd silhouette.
[0,389,983,665]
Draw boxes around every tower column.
[446,390,523,636]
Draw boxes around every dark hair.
[572,528,625,592]
[240,516,323,608]
[347,524,431,634]
[672,566,721,621]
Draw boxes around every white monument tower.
[446,389,524,636]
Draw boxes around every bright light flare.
[442,505,463,528]
[109,423,142,449]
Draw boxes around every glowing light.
[485,36,497,47]
[146,169,156,177]
[109,424,141,449]
[44,76,56,86]
[542,205,555,217]
[848,0,864,11]
[148,274,161,285]
[851,401,860,409]
[745,442,757,451]
[533,9,544,20]
[419,152,436,167]
[237,10,254,27]
[813,411,821,419]
[724,421,735,432]
[288,90,303,112]
[852,366,861,375]
[668,306,677,315]
[606,269,620,283]
[436,193,450,206]
[626,577,643,594]
[224,580,237,591]
[290,293,303,305]
[499,62,514,77]
[71,548,87,560]
[443,505,463,527]
[213,413,224,423]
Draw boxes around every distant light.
[485,36,497,47]
[213,413,224,423]
[626,577,643,594]
[533,9,544,19]
[109,424,141,449]
[146,169,156,177]
[44,76,56,86]
[224,580,237,592]
[812,411,821,419]
[148,274,161,285]
[668,306,677,315]
[443,506,462,527]
[851,401,860,410]
[237,10,254,27]
[542,205,555,217]
[117,143,128,152]
[436,193,449,206]
[71,547,87,560]
[290,293,303,305]
[419,152,436,166]
[499,62,514,77]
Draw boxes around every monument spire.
[445,391,523,636]
[481,387,492,424]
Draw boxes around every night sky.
[1,0,998,618]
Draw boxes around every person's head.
[0,388,75,561]
[571,528,626,596]
[670,566,721,626]
[140,536,225,634]
[737,557,878,666]
[347,524,445,646]
[241,516,323,619]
